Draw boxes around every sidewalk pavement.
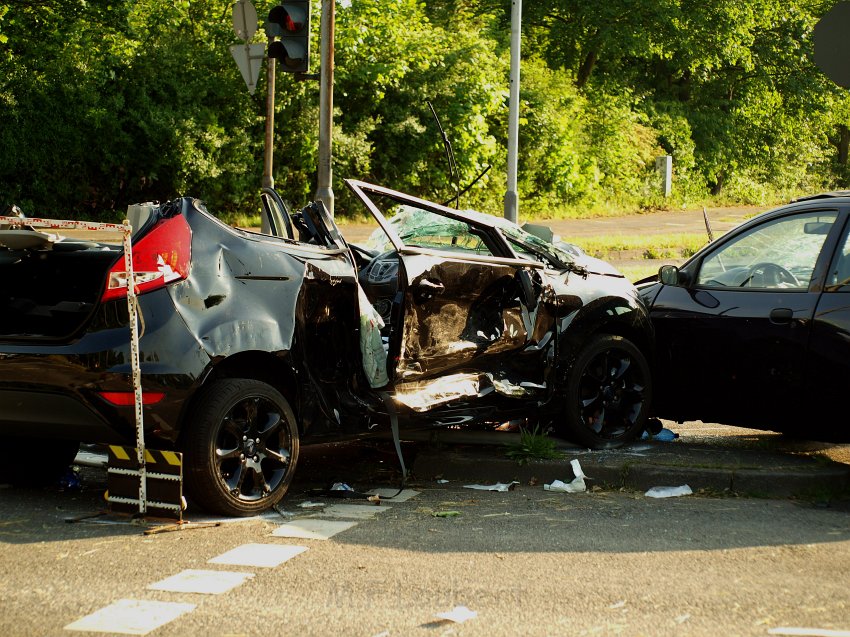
[406,422,850,501]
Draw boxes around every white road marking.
[208,543,308,567]
[147,569,255,594]
[64,599,195,635]
[367,488,421,502]
[272,519,358,540]
[309,503,392,519]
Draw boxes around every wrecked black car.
[638,192,850,440]
[0,180,653,515]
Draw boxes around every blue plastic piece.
[641,427,678,442]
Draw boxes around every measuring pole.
[503,0,521,223]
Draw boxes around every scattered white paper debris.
[645,485,693,498]
[570,459,586,478]
[544,459,587,492]
[768,629,850,637]
[437,479,449,484]
[435,606,478,624]
[609,600,626,609]
[299,501,325,509]
[463,482,519,492]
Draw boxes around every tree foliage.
[0,0,848,219]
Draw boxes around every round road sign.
[815,2,850,88]
[232,0,258,42]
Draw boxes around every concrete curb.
[410,446,850,500]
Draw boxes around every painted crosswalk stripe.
[368,488,420,502]
[64,599,195,635]
[309,503,392,520]
[208,543,308,567]
[147,569,255,594]
[272,519,357,540]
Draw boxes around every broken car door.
[345,180,551,412]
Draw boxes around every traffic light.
[266,2,310,73]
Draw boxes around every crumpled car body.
[0,180,654,515]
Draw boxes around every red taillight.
[98,391,166,406]
[101,215,192,302]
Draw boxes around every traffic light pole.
[261,41,276,234]
[316,0,334,216]
[263,40,276,192]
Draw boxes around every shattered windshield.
[498,223,579,268]
[362,193,578,268]
[364,197,493,256]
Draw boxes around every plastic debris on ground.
[331,482,354,492]
[641,427,679,441]
[435,606,478,624]
[57,466,82,491]
[544,459,587,493]
[463,481,519,492]
[645,485,693,498]
[433,510,461,518]
[298,501,325,509]
[436,479,449,484]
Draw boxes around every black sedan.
[638,192,850,439]
[0,180,654,515]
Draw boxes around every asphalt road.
[13,202,846,636]
[1,440,849,637]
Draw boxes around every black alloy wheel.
[563,334,651,449]
[183,379,299,516]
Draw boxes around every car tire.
[561,334,652,449]
[182,379,299,516]
[0,437,79,487]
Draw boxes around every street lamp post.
[504,0,521,223]
[316,0,335,216]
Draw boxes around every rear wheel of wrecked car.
[183,379,299,516]
[561,334,651,449]
[0,437,79,487]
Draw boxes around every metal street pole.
[316,0,335,216]
[261,36,276,233]
[503,0,521,223]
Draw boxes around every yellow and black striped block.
[107,445,184,521]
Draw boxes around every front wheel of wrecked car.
[182,379,299,516]
[560,334,651,449]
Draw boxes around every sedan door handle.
[769,307,793,325]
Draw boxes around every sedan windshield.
[362,193,578,268]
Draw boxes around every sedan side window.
[696,211,837,290]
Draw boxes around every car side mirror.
[659,264,686,286]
